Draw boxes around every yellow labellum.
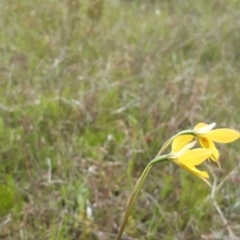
[197,135,219,162]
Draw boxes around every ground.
[0,0,240,239]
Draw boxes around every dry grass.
[0,0,240,239]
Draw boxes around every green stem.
[156,136,175,157]
[116,156,168,240]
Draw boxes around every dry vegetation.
[0,0,240,239]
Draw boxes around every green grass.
[0,0,240,239]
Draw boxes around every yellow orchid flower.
[170,140,213,186]
[173,123,240,167]
[116,123,239,239]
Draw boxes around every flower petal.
[197,136,211,148]
[171,135,194,153]
[208,140,220,165]
[178,148,212,166]
[206,129,240,143]
[195,123,216,134]
[197,137,220,166]
[183,164,209,178]
[194,122,208,130]
[170,141,196,158]
[174,162,211,186]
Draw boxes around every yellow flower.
[173,123,240,167]
[170,141,213,186]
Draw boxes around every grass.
[0,0,240,239]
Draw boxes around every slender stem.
[116,164,152,240]
[116,156,168,240]
[156,136,175,157]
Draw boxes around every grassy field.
[0,0,240,239]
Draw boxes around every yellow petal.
[184,165,209,178]
[178,148,212,166]
[175,162,211,186]
[206,129,240,143]
[171,135,194,152]
[197,137,220,166]
[197,136,210,148]
[194,122,208,130]
[195,123,216,134]
[208,140,220,165]
[198,138,219,159]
